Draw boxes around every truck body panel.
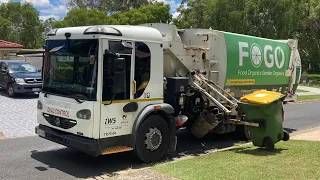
[141,23,301,100]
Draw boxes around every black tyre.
[263,137,275,151]
[282,130,290,141]
[233,125,251,141]
[7,84,15,97]
[134,114,170,163]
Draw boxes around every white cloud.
[172,11,180,18]
[0,0,9,3]
[41,5,69,15]
[21,0,50,7]
[155,0,179,11]
[39,14,60,21]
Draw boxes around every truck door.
[100,39,135,138]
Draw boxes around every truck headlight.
[15,78,25,83]
[76,109,91,120]
[37,100,43,110]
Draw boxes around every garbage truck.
[35,23,301,163]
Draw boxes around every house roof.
[0,40,23,49]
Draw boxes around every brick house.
[0,40,24,59]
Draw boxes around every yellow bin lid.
[240,89,284,105]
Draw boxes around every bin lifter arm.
[189,70,238,115]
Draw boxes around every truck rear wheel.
[234,125,251,141]
[134,114,169,163]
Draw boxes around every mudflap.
[168,116,177,153]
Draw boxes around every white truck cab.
[35,25,177,163]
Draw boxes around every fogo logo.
[239,42,285,69]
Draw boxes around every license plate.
[32,88,40,92]
[37,129,46,137]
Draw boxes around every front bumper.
[35,125,101,157]
[13,83,42,93]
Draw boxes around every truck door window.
[102,40,132,102]
[134,42,151,99]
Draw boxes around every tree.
[174,0,320,72]
[0,2,44,49]
[0,18,12,40]
[67,0,152,14]
[52,2,172,28]
[110,2,172,24]
[297,0,320,72]
[52,8,110,28]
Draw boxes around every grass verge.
[303,73,320,78]
[298,95,320,101]
[152,140,320,180]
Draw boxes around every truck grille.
[43,113,77,129]
[24,78,42,83]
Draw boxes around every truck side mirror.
[121,41,133,49]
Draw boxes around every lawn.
[303,73,320,79]
[298,95,320,101]
[153,140,320,180]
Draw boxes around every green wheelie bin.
[237,90,290,150]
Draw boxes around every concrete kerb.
[289,126,320,137]
[0,133,37,140]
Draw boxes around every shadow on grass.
[229,146,288,156]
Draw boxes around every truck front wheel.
[134,114,170,163]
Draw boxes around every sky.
[0,0,182,21]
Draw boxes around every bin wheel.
[263,137,275,151]
[282,130,290,141]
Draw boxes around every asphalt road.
[0,101,320,180]
[283,101,320,133]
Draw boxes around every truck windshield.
[43,39,99,101]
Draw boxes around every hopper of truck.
[141,23,301,102]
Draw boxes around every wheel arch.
[131,103,175,148]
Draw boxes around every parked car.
[0,60,42,97]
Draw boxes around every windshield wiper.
[57,88,84,103]
[44,85,84,104]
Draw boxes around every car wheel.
[134,114,169,163]
[7,84,15,97]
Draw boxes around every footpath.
[290,126,320,141]
[296,85,320,96]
